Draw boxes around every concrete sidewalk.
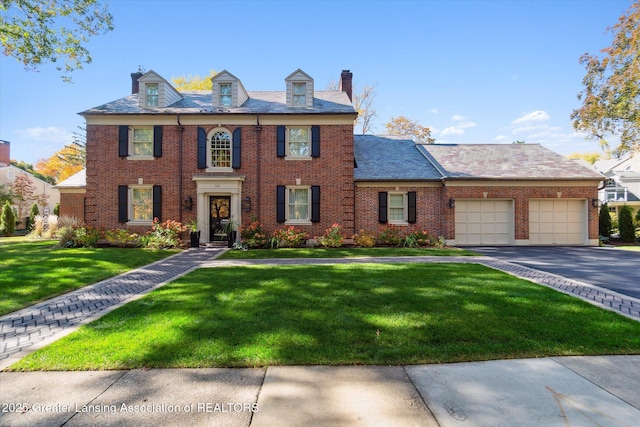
[1,356,639,426]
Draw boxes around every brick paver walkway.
[2,251,638,370]
[0,248,221,369]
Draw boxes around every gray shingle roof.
[418,144,604,181]
[80,91,355,115]
[354,135,443,181]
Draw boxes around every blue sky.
[0,0,632,165]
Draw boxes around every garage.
[455,200,513,245]
[529,200,586,245]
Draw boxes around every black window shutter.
[197,127,207,169]
[232,128,242,169]
[118,126,128,157]
[277,185,286,223]
[277,126,286,158]
[407,191,417,224]
[153,185,162,221]
[311,185,320,222]
[378,191,388,224]
[118,185,128,223]
[153,126,163,157]
[311,126,320,158]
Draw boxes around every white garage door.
[455,200,513,245]
[529,200,585,245]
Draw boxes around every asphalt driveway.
[470,246,640,300]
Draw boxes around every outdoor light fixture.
[592,198,600,208]
[449,197,455,208]
[242,196,251,212]
[184,196,193,211]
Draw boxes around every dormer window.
[293,83,306,106]
[219,83,232,106]
[146,83,159,107]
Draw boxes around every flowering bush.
[376,224,403,246]
[105,229,141,247]
[404,229,433,247]
[353,229,376,248]
[317,223,344,248]
[271,226,309,248]
[140,218,186,249]
[239,219,269,248]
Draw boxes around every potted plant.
[186,219,200,248]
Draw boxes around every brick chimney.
[0,140,9,166]
[339,69,353,102]
[131,71,144,94]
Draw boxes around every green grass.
[0,237,179,315]
[218,246,478,259]
[11,263,640,371]
[616,246,640,251]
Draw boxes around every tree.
[0,0,114,82]
[385,116,435,144]
[0,183,12,205]
[618,205,636,242]
[326,81,378,134]
[1,200,16,236]
[57,126,86,167]
[9,174,36,223]
[512,140,526,144]
[28,202,39,229]
[171,70,218,91]
[36,145,84,183]
[567,152,602,165]
[11,160,55,184]
[599,202,612,238]
[571,2,640,156]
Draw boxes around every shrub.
[74,226,103,248]
[271,226,309,248]
[57,226,76,248]
[53,203,60,216]
[599,203,612,238]
[141,218,186,249]
[1,201,15,237]
[239,219,269,248]
[619,205,635,243]
[105,229,141,247]
[46,215,59,238]
[376,224,403,246]
[404,230,433,247]
[353,229,376,247]
[29,214,45,237]
[58,215,83,229]
[28,203,39,230]
[316,223,344,248]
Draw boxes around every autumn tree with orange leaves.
[385,116,435,144]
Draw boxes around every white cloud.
[14,127,74,145]
[457,121,477,129]
[441,126,464,136]
[511,110,550,125]
[494,135,508,141]
[451,114,465,121]
[430,108,439,114]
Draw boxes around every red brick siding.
[59,192,85,221]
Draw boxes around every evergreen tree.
[598,203,612,238]
[618,205,635,243]
[1,201,16,237]
[28,203,40,230]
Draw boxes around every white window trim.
[388,192,409,226]
[127,185,153,226]
[285,185,312,225]
[218,82,233,107]
[285,126,312,160]
[145,83,159,107]
[127,126,154,160]
[292,82,307,107]
[206,127,234,172]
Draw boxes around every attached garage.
[529,199,586,245]
[455,200,513,245]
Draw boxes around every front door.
[210,196,231,241]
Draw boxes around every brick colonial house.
[77,68,603,246]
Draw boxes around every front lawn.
[0,237,179,315]
[218,246,478,259]
[11,263,640,371]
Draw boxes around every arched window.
[209,129,231,168]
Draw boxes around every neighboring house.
[78,69,603,246]
[594,154,640,217]
[0,140,60,226]
[54,168,86,220]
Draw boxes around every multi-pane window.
[132,128,153,156]
[288,188,309,221]
[293,83,306,106]
[131,187,153,221]
[146,84,159,107]
[287,127,309,157]
[219,83,232,106]
[389,193,405,222]
[210,130,232,168]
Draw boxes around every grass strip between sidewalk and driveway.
[0,237,179,316]
[218,246,479,259]
[10,263,640,371]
